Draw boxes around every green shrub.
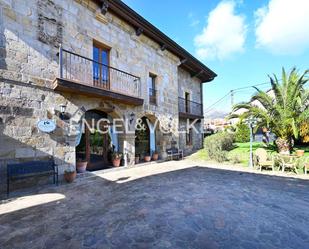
[204,132,234,162]
[229,154,241,164]
[234,122,250,143]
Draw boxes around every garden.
[193,68,309,174]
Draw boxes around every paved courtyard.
[1,161,309,249]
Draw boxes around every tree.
[234,122,250,143]
[229,68,309,154]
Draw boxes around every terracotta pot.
[64,171,76,183]
[144,156,151,162]
[135,156,140,164]
[296,150,305,157]
[76,161,88,173]
[113,158,121,167]
[152,153,159,161]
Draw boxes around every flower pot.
[296,150,305,157]
[135,156,140,164]
[113,158,121,167]
[144,155,151,162]
[152,153,159,161]
[76,161,88,173]
[64,171,76,183]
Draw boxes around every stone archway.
[135,113,166,160]
[75,105,125,171]
[76,110,110,171]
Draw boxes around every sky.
[122,0,309,115]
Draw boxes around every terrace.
[1,161,309,248]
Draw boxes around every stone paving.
[1,161,309,249]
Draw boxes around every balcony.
[53,47,143,106]
[178,97,203,119]
[149,88,157,105]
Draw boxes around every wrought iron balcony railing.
[58,46,141,98]
[149,88,157,105]
[178,97,203,117]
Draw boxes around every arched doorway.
[135,116,156,158]
[76,110,118,171]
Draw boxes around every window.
[185,92,190,113]
[93,42,110,89]
[148,73,157,105]
[186,128,193,146]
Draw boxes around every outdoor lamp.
[59,104,70,121]
[60,104,67,114]
[129,112,135,125]
[245,116,258,169]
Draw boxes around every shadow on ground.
[1,166,309,249]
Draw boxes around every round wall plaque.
[37,119,56,133]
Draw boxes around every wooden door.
[93,42,110,89]
[85,121,110,171]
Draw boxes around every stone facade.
[178,68,203,155]
[0,0,208,190]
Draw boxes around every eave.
[94,0,217,83]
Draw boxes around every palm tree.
[229,68,309,154]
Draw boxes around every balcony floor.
[179,112,204,120]
[53,78,144,106]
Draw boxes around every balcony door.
[185,92,190,113]
[148,73,157,105]
[93,42,110,89]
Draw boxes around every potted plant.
[76,158,88,173]
[64,169,77,183]
[144,154,151,162]
[112,151,123,167]
[296,149,305,157]
[135,154,140,164]
[152,150,159,161]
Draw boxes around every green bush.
[234,122,250,143]
[229,154,241,164]
[204,132,234,162]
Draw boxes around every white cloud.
[255,0,309,55]
[194,1,247,60]
[188,12,200,27]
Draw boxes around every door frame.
[93,40,111,90]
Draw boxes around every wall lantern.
[129,112,135,125]
[58,104,70,121]
[60,104,66,113]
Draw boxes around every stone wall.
[177,68,203,155]
[0,0,184,192]
[178,119,203,156]
[178,68,202,103]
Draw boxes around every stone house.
[0,0,216,185]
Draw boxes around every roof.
[97,0,217,83]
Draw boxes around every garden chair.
[304,157,309,175]
[277,155,299,174]
[255,148,274,171]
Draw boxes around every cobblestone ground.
[1,162,309,249]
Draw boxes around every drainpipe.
[59,44,63,78]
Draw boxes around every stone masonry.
[0,0,208,191]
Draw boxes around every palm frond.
[269,74,284,107]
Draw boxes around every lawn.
[191,142,309,167]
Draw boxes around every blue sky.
[122,0,309,113]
